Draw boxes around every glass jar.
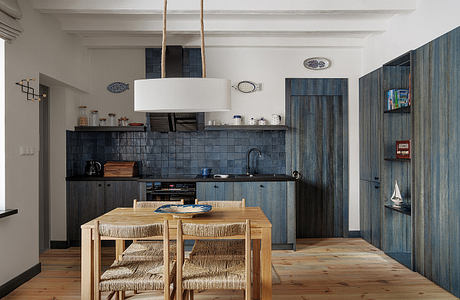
[78,106,88,126]
[233,115,242,125]
[99,118,106,126]
[89,110,99,126]
[119,117,129,127]
[108,113,116,126]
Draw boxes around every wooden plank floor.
[3,239,458,300]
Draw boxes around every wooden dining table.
[81,206,272,300]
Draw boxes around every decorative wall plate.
[233,81,261,93]
[107,82,130,93]
[154,204,212,218]
[303,57,331,70]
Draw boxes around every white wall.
[363,0,460,73]
[84,49,146,125]
[0,0,88,286]
[47,85,81,241]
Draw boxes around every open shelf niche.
[381,51,413,268]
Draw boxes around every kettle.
[85,160,102,176]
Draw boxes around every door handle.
[106,184,111,187]
[213,185,218,188]
[374,185,379,189]
[260,185,264,188]
[374,177,379,181]
[292,170,303,180]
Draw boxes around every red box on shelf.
[396,140,411,159]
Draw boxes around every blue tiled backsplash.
[67,130,286,177]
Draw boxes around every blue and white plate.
[154,204,212,218]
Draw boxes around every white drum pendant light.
[134,0,231,112]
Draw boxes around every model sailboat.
[391,180,403,207]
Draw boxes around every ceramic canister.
[271,114,281,125]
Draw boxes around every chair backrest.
[176,219,251,299]
[133,199,185,209]
[93,220,170,299]
[194,198,246,208]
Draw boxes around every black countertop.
[66,176,141,181]
[67,174,295,182]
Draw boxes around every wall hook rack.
[15,78,47,101]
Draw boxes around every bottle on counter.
[78,106,88,126]
[99,118,107,126]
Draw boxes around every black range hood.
[147,46,204,132]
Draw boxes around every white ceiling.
[32,0,417,48]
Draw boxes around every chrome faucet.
[246,148,262,175]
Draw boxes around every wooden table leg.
[261,228,272,300]
[81,227,94,300]
[252,239,261,300]
[115,240,126,299]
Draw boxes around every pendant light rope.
[200,0,206,78]
[161,0,167,78]
[160,0,207,79]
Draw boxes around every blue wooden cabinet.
[196,181,296,249]
[359,68,382,250]
[196,182,234,200]
[413,26,460,297]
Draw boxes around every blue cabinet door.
[196,182,234,201]
[234,181,287,244]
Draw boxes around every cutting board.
[104,161,138,177]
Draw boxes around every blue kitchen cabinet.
[196,182,234,201]
[234,181,287,245]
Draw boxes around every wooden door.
[359,180,371,243]
[286,78,349,238]
[359,69,382,182]
[370,182,381,248]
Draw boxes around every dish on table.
[154,204,212,218]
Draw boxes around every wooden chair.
[134,199,185,209]
[176,220,251,300]
[121,199,184,262]
[93,220,174,300]
[194,198,245,208]
[190,199,246,260]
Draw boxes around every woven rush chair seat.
[122,199,183,263]
[176,220,251,300]
[191,199,246,260]
[122,240,177,261]
[100,259,176,292]
[94,221,174,300]
[189,239,244,260]
[181,258,245,290]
